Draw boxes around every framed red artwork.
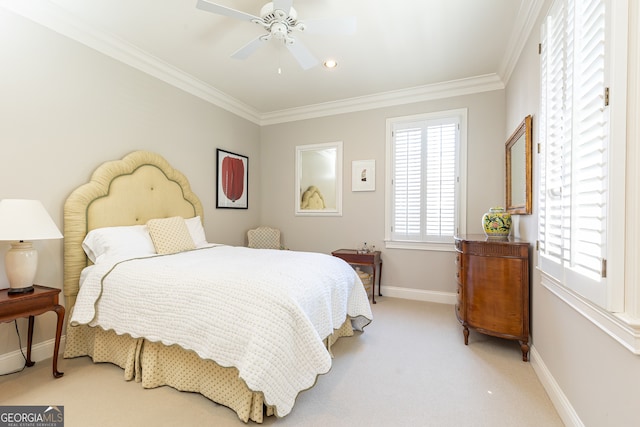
[216,149,248,209]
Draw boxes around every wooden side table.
[0,285,65,378]
[331,249,382,304]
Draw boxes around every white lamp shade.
[0,199,63,241]
[0,199,62,292]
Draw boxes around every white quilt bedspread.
[70,245,373,417]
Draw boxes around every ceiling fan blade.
[272,0,293,15]
[231,36,269,60]
[301,16,357,35]
[196,0,260,22]
[286,39,319,70]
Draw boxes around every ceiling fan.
[196,0,356,70]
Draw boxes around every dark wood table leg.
[371,263,377,304]
[53,305,65,378]
[378,260,383,296]
[26,315,35,367]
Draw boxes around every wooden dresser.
[454,234,530,361]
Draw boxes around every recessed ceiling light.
[323,59,338,69]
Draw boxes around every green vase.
[482,207,512,238]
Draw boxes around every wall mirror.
[506,115,532,214]
[295,141,343,216]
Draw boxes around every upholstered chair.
[247,226,282,249]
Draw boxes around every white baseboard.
[379,285,457,305]
[529,345,583,427]
[0,335,66,376]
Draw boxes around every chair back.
[247,226,281,249]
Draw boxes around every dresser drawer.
[455,284,464,321]
[454,252,463,285]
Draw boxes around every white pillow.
[82,224,156,263]
[185,216,208,248]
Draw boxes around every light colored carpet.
[0,297,564,426]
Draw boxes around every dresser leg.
[463,326,469,345]
[519,340,530,362]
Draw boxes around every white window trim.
[384,108,468,252]
[540,272,640,354]
[606,0,629,312]
[626,0,640,322]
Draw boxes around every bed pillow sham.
[147,216,196,255]
[185,216,208,248]
[82,224,156,263]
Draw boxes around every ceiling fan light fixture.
[196,0,355,71]
[323,59,338,69]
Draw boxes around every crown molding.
[2,0,513,126]
[259,74,504,125]
[499,0,546,85]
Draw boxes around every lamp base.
[8,285,34,294]
[5,241,38,292]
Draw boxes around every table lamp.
[0,199,63,294]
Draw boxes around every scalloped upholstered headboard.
[63,151,204,309]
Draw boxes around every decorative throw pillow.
[147,216,195,255]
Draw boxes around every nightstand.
[0,285,65,378]
[331,249,382,304]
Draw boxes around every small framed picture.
[352,160,375,192]
[216,149,248,209]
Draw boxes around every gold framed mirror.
[506,115,532,214]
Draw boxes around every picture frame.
[352,160,375,192]
[216,149,248,209]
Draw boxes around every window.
[538,0,626,311]
[385,109,467,250]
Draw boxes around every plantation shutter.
[392,123,422,239]
[392,118,458,243]
[539,0,608,305]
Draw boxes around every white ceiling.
[4,0,544,123]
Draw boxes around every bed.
[62,150,372,423]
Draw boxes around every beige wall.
[505,1,640,426]
[260,92,506,294]
[0,10,260,358]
